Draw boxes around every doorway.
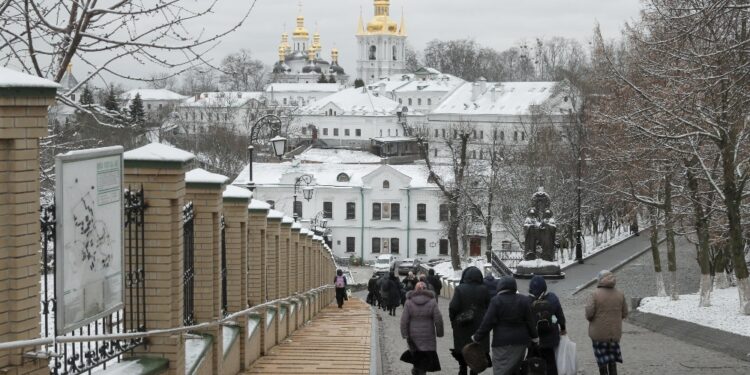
[469,237,482,257]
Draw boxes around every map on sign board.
[55,146,124,334]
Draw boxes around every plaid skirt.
[592,341,623,366]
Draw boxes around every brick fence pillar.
[278,216,292,341]
[185,168,228,375]
[247,200,269,354]
[0,68,58,375]
[289,223,301,331]
[123,142,195,375]
[222,185,251,370]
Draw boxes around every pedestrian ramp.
[244,298,372,374]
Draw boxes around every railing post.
[222,186,251,370]
[0,69,58,375]
[123,143,195,375]
[289,223,301,332]
[278,216,293,341]
[185,168,228,375]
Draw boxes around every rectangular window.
[333,128,339,136]
[294,201,302,219]
[439,239,449,255]
[391,238,400,254]
[418,98,422,105]
[372,237,381,253]
[417,238,426,255]
[514,131,518,141]
[301,127,307,135]
[372,203,381,220]
[454,130,458,139]
[417,203,426,221]
[434,129,439,138]
[473,130,477,139]
[441,129,445,138]
[323,128,329,136]
[428,98,432,106]
[439,204,449,222]
[356,129,362,137]
[323,201,332,219]
[346,237,355,253]
[391,203,400,221]
[346,202,355,220]
[382,238,390,253]
[434,149,438,157]
[480,130,484,140]
[345,129,350,136]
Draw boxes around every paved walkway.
[244,298,372,374]
[365,231,750,374]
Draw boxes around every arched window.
[383,180,390,189]
[369,45,377,60]
[337,173,350,182]
[392,45,398,61]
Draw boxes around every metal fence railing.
[182,202,195,326]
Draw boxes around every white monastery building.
[119,88,187,120]
[233,161,459,262]
[264,83,341,110]
[357,0,408,84]
[293,87,422,148]
[370,68,465,114]
[427,80,576,158]
[175,91,265,135]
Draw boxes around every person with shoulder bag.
[529,275,567,375]
[334,269,347,309]
[449,267,490,375]
[471,276,539,375]
[400,282,444,375]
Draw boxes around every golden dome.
[331,48,339,63]
[278,45,286,62]
[365,0,399,35]
[293,15,309,39]
[312,31,321,53]
[280,32,291,53]
[307,47,316,62]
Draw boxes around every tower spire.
[398,6,407,36]
[357,7,365,35]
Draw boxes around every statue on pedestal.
[516,187,563,278]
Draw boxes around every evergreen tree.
[129,93,146,127]
[317,73,328,83]
[104,86,119,112]
[328,75,336,84]
[79,85,94,106]
[354,78,365,88]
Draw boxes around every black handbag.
[454,307,475,325]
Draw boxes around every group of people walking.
[363,266,627,375]
[366,269,443,316]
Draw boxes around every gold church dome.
[293,15,309,39]
[363,0,402,35]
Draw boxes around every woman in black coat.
[449,267,491,375]
[381,271,402,316]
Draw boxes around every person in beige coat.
[585,270,628,375]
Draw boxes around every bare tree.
[218,49,266,91]
[0,0,256,123]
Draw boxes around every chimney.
[478,76,487,92]
[471,82,481,102]
[490,86,497,102]
[379,82,386,97]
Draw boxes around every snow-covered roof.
[265,83,340,93]
[248,199,271,210]
[292,222,302,230]
[223,185,252,200]
[180,92,264,108]
[232,162,448,189]
[297,148,383,164]
[282,216,294,224]
[300,228,311,235]
[370,72,464,94]
[123,142,195,163]
[432,81,573,116]
[0,67,61,89]
[121,89,187,102]
[371,136,416,142]
[299,87,399,116]
[186,168,229,185]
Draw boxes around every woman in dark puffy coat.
[400,282,444,374]
[449,267,491,375]
[381,271,402,316]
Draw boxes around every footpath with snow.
[638,287,750,337]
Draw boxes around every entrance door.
[470,238,482,257]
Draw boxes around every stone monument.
[515,188,564,278]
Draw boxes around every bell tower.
[356,0,407,84]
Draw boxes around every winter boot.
[598,365,609,375]
[608,362,617,375]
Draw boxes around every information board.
[55,146,124,334]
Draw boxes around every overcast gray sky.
[113,0,645,88]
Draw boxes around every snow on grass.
[638,287,750,337]
[432,257,490,282]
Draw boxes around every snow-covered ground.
[432,257,490,281]
[558,228,634,270]
[638,287,750,337]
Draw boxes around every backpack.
[531,293,554,335]
[335,275,346,288]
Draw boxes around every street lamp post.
[245,114,285,192]
[293,174,314,221]
[573,108,584,264]
[310,211,331,248]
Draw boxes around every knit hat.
[597,270,612,282]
